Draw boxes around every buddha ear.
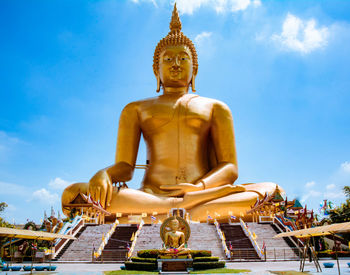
[156,74,161,93]
[191,75,196,93]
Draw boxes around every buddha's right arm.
[113,102,141,178]
[89,103,141,205]
[105,102,141,181]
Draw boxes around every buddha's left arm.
[194,102,238,189]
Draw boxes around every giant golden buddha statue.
[62,4,281,222]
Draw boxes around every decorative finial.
[170,3,182,33]
[51,206,55,217]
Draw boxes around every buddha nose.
[172,55,181,67]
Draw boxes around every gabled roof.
[62,193,111,215]
[292,199,303,209]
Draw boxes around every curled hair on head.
[153,4,198,77]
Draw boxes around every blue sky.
[1,0,350,223]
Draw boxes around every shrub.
[131,257,157,263]
[193,261,225,270]
[190,250,212,258]
[193,256,219,262]
[136,249,212,259]
[158,255,188,259]
[124,261,156,271]
[137,249,160,258]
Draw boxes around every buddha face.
[159,45,193,89]
[169,218,180,231]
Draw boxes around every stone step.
[246,222,299,260]
[59,224,112,261]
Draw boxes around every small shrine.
[247,186,285,223]
[62,193,111,224]
[247,186,315,229]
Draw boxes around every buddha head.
[169,217,180,231]
[153,4,198,92]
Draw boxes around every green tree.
[0,202,13,227]
[0,202,14,249]
[0,202,8,213]
[343,186,350,199]
[327,187,350,224]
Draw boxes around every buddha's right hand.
[88,169,113,209]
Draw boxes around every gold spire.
[169,3,182,33]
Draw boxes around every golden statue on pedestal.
[61,4,281,222]
[160,216,191,257]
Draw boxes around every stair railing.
[273,216,304,250]
[127,219,145,259]
[55,215,82,241]
[53,215,84,258]
[93,219,120,259]
[239,219,264,259]
[213,219,230,259]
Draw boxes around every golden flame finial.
[170,3,182,33]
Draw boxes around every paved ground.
[2,259,350,274]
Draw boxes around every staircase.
[132,223,226,259]
[247,223,299,260]
[58,224,112,262]
[188,223,226,259]
[132,224,163,256]
[220,223,260,261]
[53,225,86,261]
[99,224,138,262]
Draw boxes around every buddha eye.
[164,56,172,61]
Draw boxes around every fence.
[229,247,301,262]
[94,249,128,262]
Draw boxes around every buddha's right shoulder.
[122,97,159,112]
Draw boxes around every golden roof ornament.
[153,3,198,76]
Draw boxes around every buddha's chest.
[139,98,212,133]
[168,232,182,244]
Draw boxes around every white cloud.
[32,188,60,205]
[305,181,315,188]
[130,0,158,7]
[174,0,207,14]
[272,13,329,54]
[48,177,72,190]
[0,181,28,196]
[0,131,21,160]
[6,204,16,212]
[214,0,251,13]
[252,0,261,7]
[341,161,350,173]
[301,189,321,203]
[325,191,345,199]
[129,0,261,15]
[195,31,212,46]
[180,0,261,14]
[326,183,336,190]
